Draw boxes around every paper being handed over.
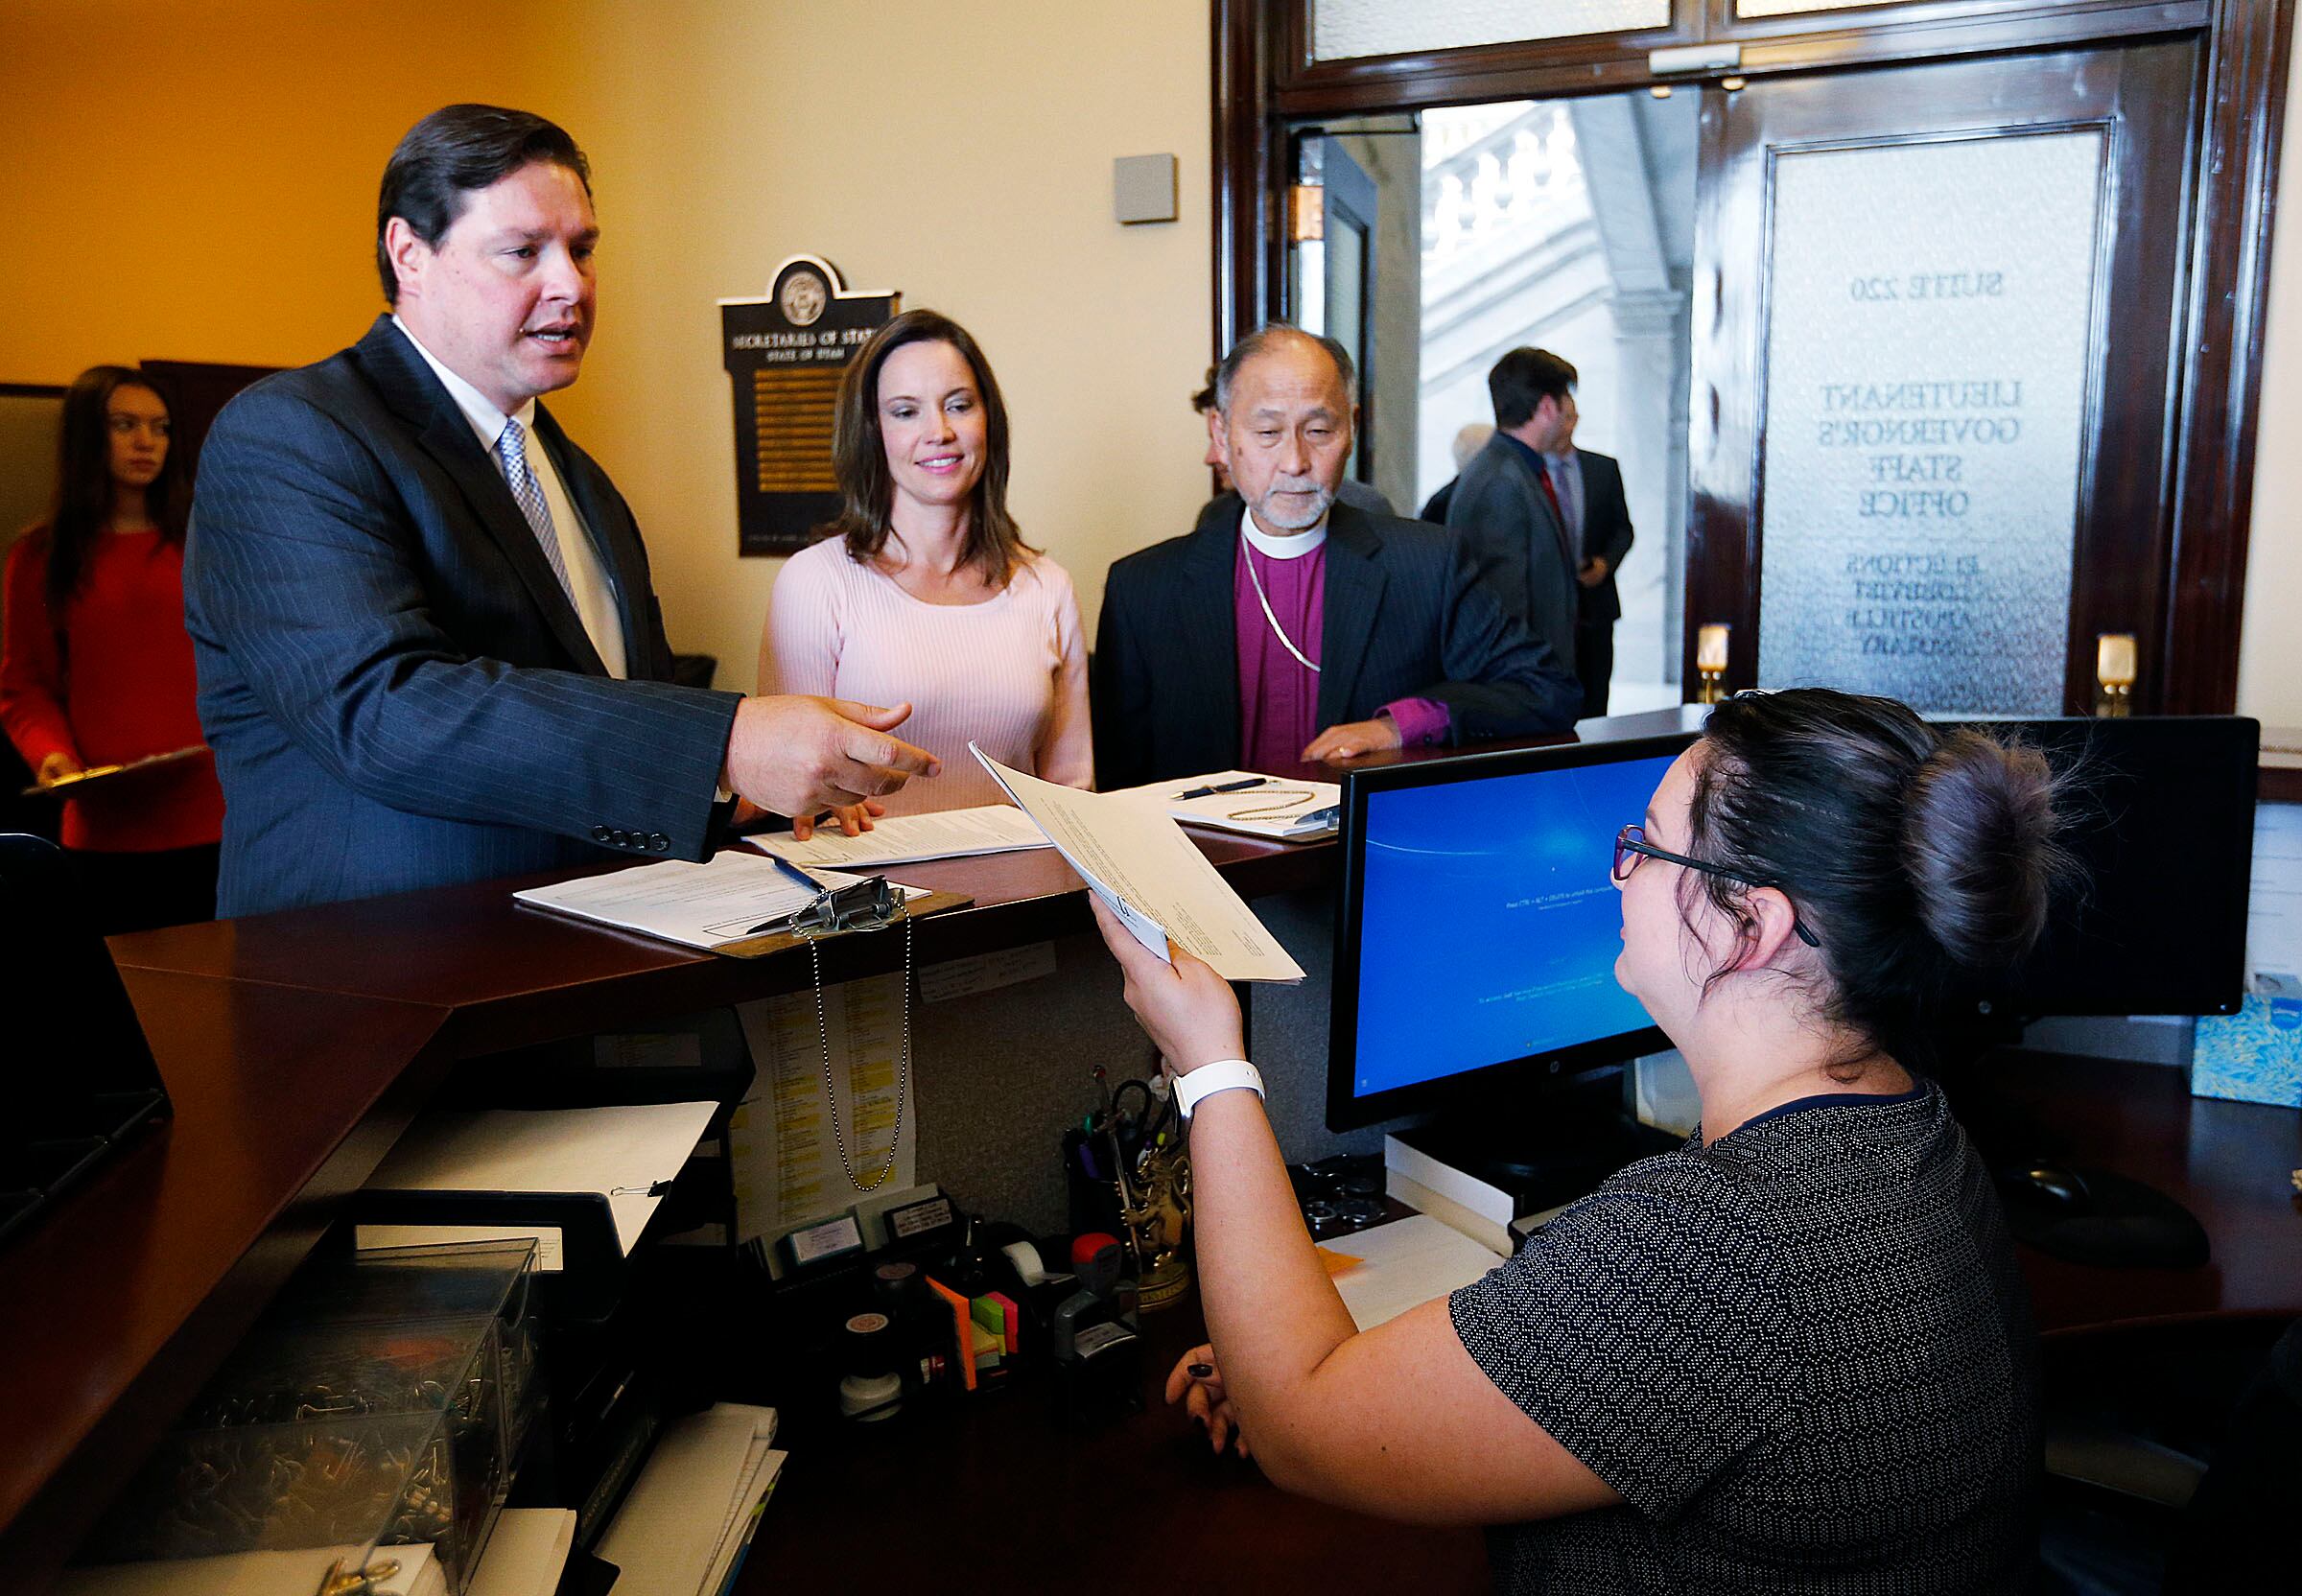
[971,745,1304,982]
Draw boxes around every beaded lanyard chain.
[791,891,913,1193]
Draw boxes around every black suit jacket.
[1091,495,1580,790]
[1569,448,1634,623]
[1445,432,1579,662]
[186,316,741,917]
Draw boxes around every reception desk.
[3,708,2295,1591]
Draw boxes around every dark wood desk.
[0,781,1359,1590]
[746,1301,1492,1593]
[1986,1053,2302,1335]
[6,707,2292,1590]
[736,1058,2302,1593]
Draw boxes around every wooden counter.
[5,707,2293,1590]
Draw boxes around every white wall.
[2236,18,2302,733]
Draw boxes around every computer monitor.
[1946,716,2257,1020]
[1327,715,2260,1140]
[1327,732,1695,1134]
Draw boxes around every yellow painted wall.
[0,2,557,375]
[0,0,1213,686]
[7,0,2296,716]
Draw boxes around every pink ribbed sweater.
[759,540,1093,813]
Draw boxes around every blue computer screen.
[1350,752,1680,1100]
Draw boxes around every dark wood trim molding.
[0,382,66,399]
[1212,0,1279,359]
[2164,0,2295,712]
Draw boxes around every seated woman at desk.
[758,309,1091,839]
[1092,687,2063,1592]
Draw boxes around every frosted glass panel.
[1741,0,2077,12]
[1313,0,1671,61]
[1756,130,2103,712]
[1739,0,1904,13]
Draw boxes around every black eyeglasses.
[1612,824,1821,949]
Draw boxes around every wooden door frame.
[1211,0,2293,712]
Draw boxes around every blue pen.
[763,851,824,894]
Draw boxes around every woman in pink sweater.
[759,310,1091,837]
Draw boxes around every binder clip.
[754,875,905,939]
[797,875,904,934]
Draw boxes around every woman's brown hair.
[821,309,1033,586]
[1682,688,2074,1075]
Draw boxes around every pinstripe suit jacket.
[1090,495,1580,790]
[185,316,741,918]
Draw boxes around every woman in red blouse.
[1,365,223,932]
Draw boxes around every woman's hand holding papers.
[1088,896,1244,1077]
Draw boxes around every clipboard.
[19,744,205,798]
[714,873,972,959]
[511,854,972,957]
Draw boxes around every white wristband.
[1173,1059,1264,1120]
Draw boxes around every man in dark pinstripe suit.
[185,106,931,917]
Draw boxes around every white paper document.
[747,803,1049,869]
[598,1402,784,1596]
[1115,769,1342,841]
[512,852,909,953]
[1324,1213,1504,1330]
[361,1100,718,1255]
[468,1510,576,1596]
[731,972,917,1238]
[972,745,1304,982]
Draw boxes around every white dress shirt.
[391,317,628,678]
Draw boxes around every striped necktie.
[1550,456,1581,560]
[495,415,576,603]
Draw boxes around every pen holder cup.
[1062,1126,1126,1240]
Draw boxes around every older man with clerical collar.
[1092,326,1578,790]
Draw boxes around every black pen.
[1174,776,1269,801]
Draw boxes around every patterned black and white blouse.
[1449,1080,2038,1594]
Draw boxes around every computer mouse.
[2022,1164,2091,1207]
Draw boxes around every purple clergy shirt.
[1233,511,1448,771]
[1234,532,1326,773]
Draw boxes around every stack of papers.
[1115,769,1342,841]
[468,1511,576,1596]
[598,1403,785,1596]
[1321,1214,1504,1330]
[356,1100,720,1267]
[512,853,916,953]
[746,804,1047,869]
[973,746,1304,982]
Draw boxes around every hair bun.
[1900,730,2063,969]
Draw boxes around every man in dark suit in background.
[1542,398,1635,718]
[187,106,931,916]
[1093,327,1577,791]
[1445,348,1581,692]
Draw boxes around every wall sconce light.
[1288,184,1324,243]
[1696,623,1730,705]
[2095,632,2137,717]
